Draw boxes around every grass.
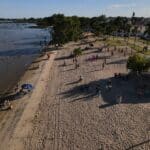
[105,38,126,47]
[128,43,143,52]
[105,36,150,56]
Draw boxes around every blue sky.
[0,0,150,18]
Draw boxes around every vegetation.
[127,54,150,74]
[52,15,81,44]
[2,13,149,45]
[73,47,83,57]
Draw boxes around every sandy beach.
[0,34,150,150]
[0,51,56,150]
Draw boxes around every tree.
[90,15,107,36]
[73,48,83,57]
[145,23,150,35]
[51,14,81,44]
[127,54,149,74]
[144,23,150,46]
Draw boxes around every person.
[47,54,50,59]
[98,90,101,98]
[124,52,126,57]
[14,84,19,92]
[75,63,78,69]
[79,75,83,82]
[96,54,99,60]
[63,61,66,66]
[107,48,110,52]
[106,80,112,90]
[4,100,13,110]
[104,58,107,64]
[102,63,105,69]
[116,96,122,104]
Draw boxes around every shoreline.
[7,50,57,150]
[0,46,57,150]
[0,46,49,96]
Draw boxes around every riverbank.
[0,49,57,150]
[0,22,51,94]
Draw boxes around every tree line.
[35,14,149,44]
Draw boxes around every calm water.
[0,23,51,94]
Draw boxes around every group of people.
[0,100,13,111]
[86,55,99,62]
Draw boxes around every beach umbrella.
[21,84,33,91]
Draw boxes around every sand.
[0,35,150,150]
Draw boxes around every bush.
[73,48,83,57]
[127,54,150,74]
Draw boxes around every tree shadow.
[66,80,81,85]
[58,63,73,67]
[126,140,150,150]
[55,55,73,61]
[107,58,127,65]
[61,74,150,107]
[61,68,75,72]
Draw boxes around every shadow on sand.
[55,55,73,61]
[107,58,128,65]
[61,74,150,107]
[126,140,150,150]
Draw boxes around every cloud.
[109,3,136,9]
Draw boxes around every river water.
[0,23,51,94]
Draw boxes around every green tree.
[51,14,81,44]
[127,54,149,74]
[90,15,107,36]
[73,48,83,57]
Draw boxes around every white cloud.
[109,3,136,9]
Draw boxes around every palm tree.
[73,48,83,57]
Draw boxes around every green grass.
[128,44,143,52]
[105,38,126,46]
[104,37,150,56]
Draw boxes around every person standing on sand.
[116,95,123,104]
[63,61,66,66]
[104,58,107,65]
[47,54,50,59]
[98,90,101,98]
[102,62,105,70]
[79,75,83,82]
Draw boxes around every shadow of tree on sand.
[55,55,73,61]
[61,75,150,107]
[126,139,150,150]
[107,58,128,65]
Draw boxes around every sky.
[0,0,150,18]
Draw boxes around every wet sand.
[0,35,150,150]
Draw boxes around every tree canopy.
[33,14,150,44]
[73,47,83,57]
[127,54,150,74]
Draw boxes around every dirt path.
[22,41,150,150]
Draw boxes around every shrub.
[127,54,150,74]
[73,48,83,57]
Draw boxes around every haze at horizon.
[0,0,150,18]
